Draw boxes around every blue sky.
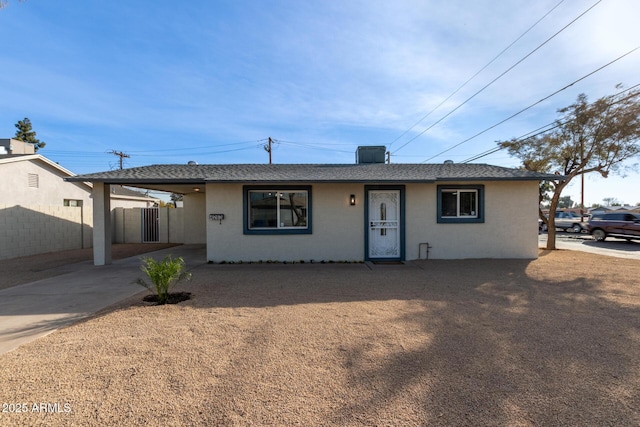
[1,0,639,205]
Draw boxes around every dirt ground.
[0,249,639,426]
[0,244,180,291]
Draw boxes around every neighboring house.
[67,146,558,265]
[0,139,158,209]
[0,138,159,260]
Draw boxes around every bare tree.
[498,85,640,249]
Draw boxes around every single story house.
[67,147,557,265]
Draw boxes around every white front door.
[368,190,401,259]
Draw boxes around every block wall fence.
[0,206,184,261]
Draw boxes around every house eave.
[204,179,438,184]
[65,177,553,185]
[111,194,160,202]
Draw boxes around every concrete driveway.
[0,244,206,355]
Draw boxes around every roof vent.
[187,160,198,165]
[443,160,454,164]
[356,146,386,164]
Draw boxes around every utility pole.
[386,151,391,164]
[109,150,130,170]
[264,137,273,164]
[580,139,584,218]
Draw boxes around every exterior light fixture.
[350,194,356,206]
[193,187,201,192]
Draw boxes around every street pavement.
[539,232,640,260]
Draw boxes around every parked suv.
[587,212,640,241]
[549,211,586,232]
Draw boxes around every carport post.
[92,182,112,265]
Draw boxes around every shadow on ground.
[179,257,639,426]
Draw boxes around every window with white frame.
[244,186,311,234]
[63,199,83,207]
[437,185,484,223]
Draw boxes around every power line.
[421,47,639,163]
[387,0,566,150]
[458,121,565,164]
[275,139,355,154]
[392,0,603,156]
[124,139,268,153]
[46,139,267,156]
[459,82,640,163]
[46,145,260,160]
[133,145,260,157]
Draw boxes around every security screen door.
[368,190,401,259]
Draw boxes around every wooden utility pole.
[580,139,584,218]
[386,151,391,164]
[264,137,273,164]
[109,150,130,170]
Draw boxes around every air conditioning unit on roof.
[355,146,386,164]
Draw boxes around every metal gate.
[141,208,160,243]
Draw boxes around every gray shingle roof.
[65,163,558,183]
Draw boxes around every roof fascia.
[435,177,556,182]
[204,179,438,184]
[112,194,160,202]
[64,177,208,184]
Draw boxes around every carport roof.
[65,163,558,184]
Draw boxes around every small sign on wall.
[209,213,225,224]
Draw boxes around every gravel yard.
[0,250,639,426]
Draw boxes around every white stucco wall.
[205,183,365,262]
[204,180,539,262]
[0,158,92,206]
[404,181,539,259]
[168,207,184,243]
[0,158,155,210]
[184,193,206,244]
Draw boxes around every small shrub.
[135,255,192,305]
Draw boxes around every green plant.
[135,255,192,304]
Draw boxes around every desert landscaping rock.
[0,250,638,426]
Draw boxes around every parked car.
[542,211,586,232]
[587,212,640,241]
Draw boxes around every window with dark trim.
[243,186,312,235]
[437,185,484,223]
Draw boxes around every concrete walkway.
[0,244,206,355]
